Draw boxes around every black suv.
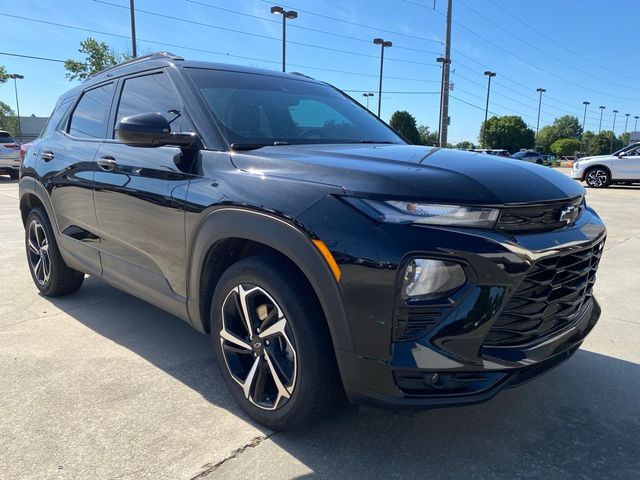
[20,53,606,430]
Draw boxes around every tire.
[584,167,610,188]
[9,170,19,180]
[210,254,339,430]
[25,208,84,296]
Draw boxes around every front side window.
[0,132,15,143]
[186,68,404,147]
[68,83,114,139]
[115,72,187,136]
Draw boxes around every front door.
[93,70,195,313]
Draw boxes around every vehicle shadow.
[47,277,640,480]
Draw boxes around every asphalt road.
[1,170,639,480]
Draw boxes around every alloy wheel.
[219,284,297,411]
[586,169,608,187]
[27,219,51,286]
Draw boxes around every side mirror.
[115,112,196,148]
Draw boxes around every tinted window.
[0,132,15,143]
[115,72,187,136]
[187,68,403,147]
[42,99,74,138]
[68,83,114,139]
[512,152,524,158]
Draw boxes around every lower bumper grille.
[485,239,604,347]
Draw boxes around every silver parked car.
[571,142,640,188]
[0,131,21,179]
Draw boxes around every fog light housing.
[401,259,466,299]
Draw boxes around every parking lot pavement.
[1,170,639,480]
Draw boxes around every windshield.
[186,68,404,148]
[613,143,640,156]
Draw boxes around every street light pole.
[635,116,639,132]
[362,92,374,111]
[535,87,546,148]
[624,113,630,134]
[373,38,392,118]
[129,0,137,57]
[271,6,298,73]
[8,73,23,143]
[580,101,590,153]
[598,106,605,134]
[610,109,618,153]
[482,71,496,149]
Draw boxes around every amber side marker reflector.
[312,239,341,282]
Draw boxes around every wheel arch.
[187,207,354,356]
[19,177,58,232]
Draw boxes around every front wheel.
[584,167,610,188]
[210,255,339,430]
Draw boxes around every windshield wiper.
[358,140,399,144]
[230,141,290,151]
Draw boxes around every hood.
[577,154,617,163]
[231,144,584,205]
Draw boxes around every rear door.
[35,84,114,275]
[93,70,195,311]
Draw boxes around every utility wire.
[186,0,442,55]
[486,0,640,83]
[0,51,66,63]
[95,0,439,67]
[458,0,638,92]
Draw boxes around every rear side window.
[115,72,188,136]
[42,99,73,138]
[68,83,114,139]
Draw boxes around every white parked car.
[0,130,21,179]
[571,142,640,188]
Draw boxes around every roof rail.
[289,71,315,80]
[86,51,184,81]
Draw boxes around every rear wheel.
[210,255,339,430]
[584,167,610,188]
[25,208,84,296]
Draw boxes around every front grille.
[395,304,453,341]
[497,196,584,234]
[484,240,604,347]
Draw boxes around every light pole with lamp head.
[270,6,298,72]
[362,92,374,111]
[581,101,590,153]
[635,116,639,132]
[8,74,24,143]
[535,87,545,149]
[373,38,392,118]
[482,71,496,149]
[598,106,605,134]
[611,109,619,153]
[624,113,630,134]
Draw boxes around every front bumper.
[570,166,584,180]
[299,197,606,409]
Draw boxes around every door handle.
[97,156,117,172]
[40,150,54,162]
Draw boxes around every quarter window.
[68,83,115,139]
[115,72,188,136]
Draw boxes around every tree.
[535,115,582,153]
[417,125,438,146]
[619,132,630,146]
[64,38,131,81]
[455,140,475,150]
[389,110,421,144]
[550,138,580,157]
[0,65,8,84]
[478,115,535,153]
[0,101,18,136]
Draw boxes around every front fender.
[186,207,355,356]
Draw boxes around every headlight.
[401,259,466,299]
[345,198,500,228]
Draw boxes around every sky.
[1,0,640,144]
